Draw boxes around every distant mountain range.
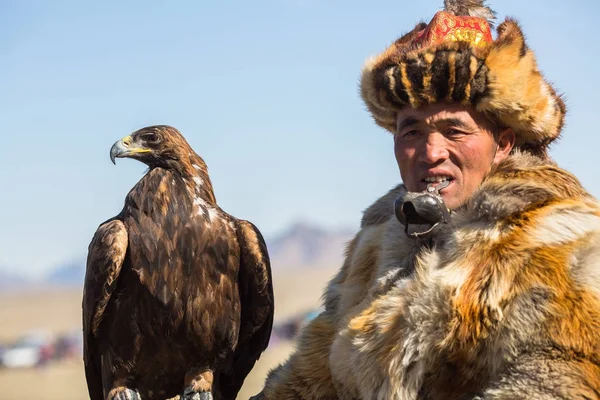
[46,259,87,286]
[0,270,28,291]
[0,222,355,292]
[268,221,354,269]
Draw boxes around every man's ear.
[494,128,516,164]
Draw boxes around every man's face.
[394,103,514,210]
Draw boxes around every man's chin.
[437,182,460,209]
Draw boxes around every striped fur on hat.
[360,2,565,157]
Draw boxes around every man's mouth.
[422,176,454,191]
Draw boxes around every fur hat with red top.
[360,0,565,157]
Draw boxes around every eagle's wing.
[220,220,275,400]
[82,219,128,400]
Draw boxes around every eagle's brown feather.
[219,220,274,399]
[83,219,128,400]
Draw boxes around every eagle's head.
[110,125,196,170]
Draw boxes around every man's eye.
[394,129,421,143]
[445,128,464,136]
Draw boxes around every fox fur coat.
[256,151,600,399]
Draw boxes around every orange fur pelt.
[255,151,600,400]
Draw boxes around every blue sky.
[1,0,598,278]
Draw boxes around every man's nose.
[419,133,450,164]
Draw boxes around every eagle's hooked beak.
[110,135,152,164]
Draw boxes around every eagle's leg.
[182,368,214,400]
[103,369,142,400]
[106,386,142,400]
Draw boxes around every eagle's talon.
[181,386,213,400]
[108,388,141,400]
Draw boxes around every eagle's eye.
[142,132,160,144]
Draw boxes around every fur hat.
[360,0,565,156]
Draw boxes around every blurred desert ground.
[0,264,339,400]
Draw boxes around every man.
[255,1,600,399]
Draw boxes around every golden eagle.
[83,125,274,400]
